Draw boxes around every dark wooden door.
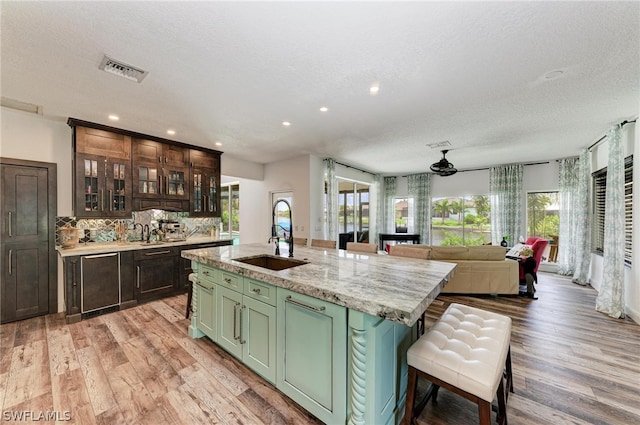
[1,160,56,323]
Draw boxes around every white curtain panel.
[596,126,626,318]
[383,176,397,234]
[324,159,338,241]
[557,157,580,275]
[407,173,431,245]
[489,164,523,245]
[571,149,592,285]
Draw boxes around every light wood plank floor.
[1,272,638,424]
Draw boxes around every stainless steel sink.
[233,255,307,271]
[135,240,166,246]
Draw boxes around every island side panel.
[347,309,415,425]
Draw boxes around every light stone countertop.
[56,236,233,257]
[181,243,457,326]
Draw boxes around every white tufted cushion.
[407,303,511,402]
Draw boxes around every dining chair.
[346,242,378,254]
[310,239,337,249]
[293,237,308,246]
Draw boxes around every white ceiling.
[1,1,639,175]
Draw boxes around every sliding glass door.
[220,183,240,244]
[337,180,370,246]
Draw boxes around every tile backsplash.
[56,211,220,246]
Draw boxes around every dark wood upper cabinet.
[74,152,132,218]
[75,126,132,160]
[132,138,190,205]
[68,118,222,215]
[190,149,221,217]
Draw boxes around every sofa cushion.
[388,244,431,259]
[467,246,506,261]
[431,246,469,260]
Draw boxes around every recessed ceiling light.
[370,83,380,95]
[167,129,176,136]
[282,121,291,127]
[215,142,223,147]
[319,107,328,112]
[108,114,119,121]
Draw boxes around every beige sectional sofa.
[389,245,519,295]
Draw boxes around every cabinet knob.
[252,288,261,294]
[224,277,231,284]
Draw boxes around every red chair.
[520,237,548,282]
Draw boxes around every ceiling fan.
[430,150,458,176]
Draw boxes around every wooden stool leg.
[185,281,193,319]
[496,377,507,425]
[401,367,418,425]
[478,400,492,425]
[506,346,514,395]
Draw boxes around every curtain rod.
[401,161,549,177]
[324,158,377,176]
[587,119,637,151]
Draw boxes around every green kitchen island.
[181,243,456,425]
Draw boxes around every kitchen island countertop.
[181,242,456,326]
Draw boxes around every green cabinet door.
[276,288,347,425]
[217,285,243,359]
[242,296,276,383]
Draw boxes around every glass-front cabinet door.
[192,172,203,214]
[80,156,100,214]
[136,165,159,196]
[108,161,131,216]
[166,169,187,198]
[190,168,218,217]
[75,154,131,217]
[189,149,221,217]
[207,174,217,214]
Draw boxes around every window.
[592,155,633,265]
[393,197,414,232]
[431,195,491,246]
[526,192,559,239]
[220,183,240,244]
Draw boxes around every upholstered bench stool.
[402,303,513,425]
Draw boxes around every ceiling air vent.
[99,55,148,83]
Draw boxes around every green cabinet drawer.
[198,264,219,285]
[244,278,276,306]
[220,270,243,292]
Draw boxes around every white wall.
[262,155,312,243]
[1,107,74,215]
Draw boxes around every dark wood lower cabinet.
[2,242,50,322]
[134,247,178,303]
[62,240,232,322]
